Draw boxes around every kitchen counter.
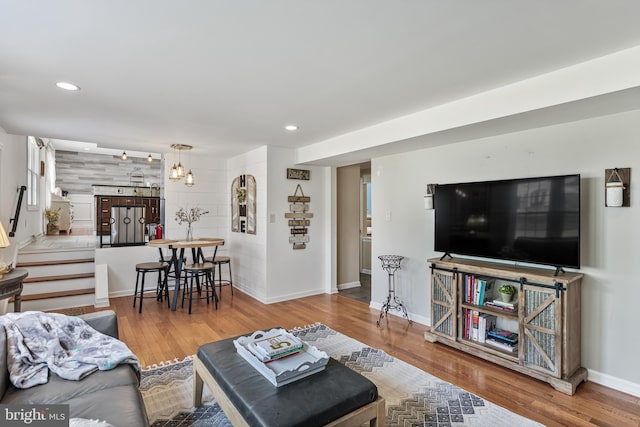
[93,184,160,197]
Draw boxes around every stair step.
[24,273,95,284]
[17,248,97,264]
[16,288,95,302]
[17,294,96,313]
[21,262,95,280]
[17,258,95,268]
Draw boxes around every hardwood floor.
[82,289,639,427]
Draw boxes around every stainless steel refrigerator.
[110,205,146,245]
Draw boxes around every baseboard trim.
[264,288,326,304]
[587,368,640,397]
[369,301,429,326]
[337,281,361,291]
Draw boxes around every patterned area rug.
[140,323,542,427]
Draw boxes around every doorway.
[337,162,372,304]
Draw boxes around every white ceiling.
[1,1,640,162]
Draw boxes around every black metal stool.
[134,262,170,313]
[205,255,233,299]
[377,255,411,326]
[181,262,218,314]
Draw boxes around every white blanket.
[1,311,140,389]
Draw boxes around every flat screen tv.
[434,174,580,269]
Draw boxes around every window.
[27,136,40,209]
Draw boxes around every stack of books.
[485,299,518,313]
[247,332,304,362]
[234,328,330,387]
[485,328,518,352]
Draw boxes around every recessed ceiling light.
[285,125,298,131]
[56,82,80,91]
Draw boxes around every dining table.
[147,237,225,311]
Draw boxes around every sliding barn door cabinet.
[424,257,587,395]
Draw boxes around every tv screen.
[434,174,580,269]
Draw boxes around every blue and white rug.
[140,323,542,426]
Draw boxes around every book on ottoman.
[248,332,304,362]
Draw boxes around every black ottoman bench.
[194,334,385,427]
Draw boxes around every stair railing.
[9,185,27,237]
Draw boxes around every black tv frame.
[434,174,580,274]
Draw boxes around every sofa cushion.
[1,364,138,405]
[66,384,148,426]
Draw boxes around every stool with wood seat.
[181,262,218,314]
[205,255,233,299]
[134,262,170,313]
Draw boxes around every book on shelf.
[487,328,518,344]
[489,299,517,309]
[477,279,495,306]
[248,332,304,362]
[471,310,479,341]
[485,301,517,312]
[485,338,518,353]
[477,314,497,344]
[464,275,495,306]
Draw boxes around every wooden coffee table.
[194,336,385,427]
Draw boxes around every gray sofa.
[0,310,149,426]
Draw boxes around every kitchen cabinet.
[95,196,161,247]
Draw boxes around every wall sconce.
[424,184,436,210]
[605,168,630,207]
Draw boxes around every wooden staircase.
[15,247,96,311]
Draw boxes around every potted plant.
[498,284,515,303]
[45,208,61,235]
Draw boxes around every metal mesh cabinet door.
[521,285,562,378]
[430,268,457,340]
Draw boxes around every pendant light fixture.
[185,169,195,187]
[168,144,194,186]
[121,151,128,160]
[147,154,153,162]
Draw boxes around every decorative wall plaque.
[286,184,313,249]
[231,174,256,234]
[286,168,310,180]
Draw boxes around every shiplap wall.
[55,150,162,194]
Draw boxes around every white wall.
[95,245,159,297]
[0,129,42,255]
[371,109,640,395]
[265,147,330,303]
[227,146,268,301]
[163,151,228,260]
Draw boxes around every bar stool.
[134,262,170,313]
[205,255,233,299]
[181,262,218,314]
